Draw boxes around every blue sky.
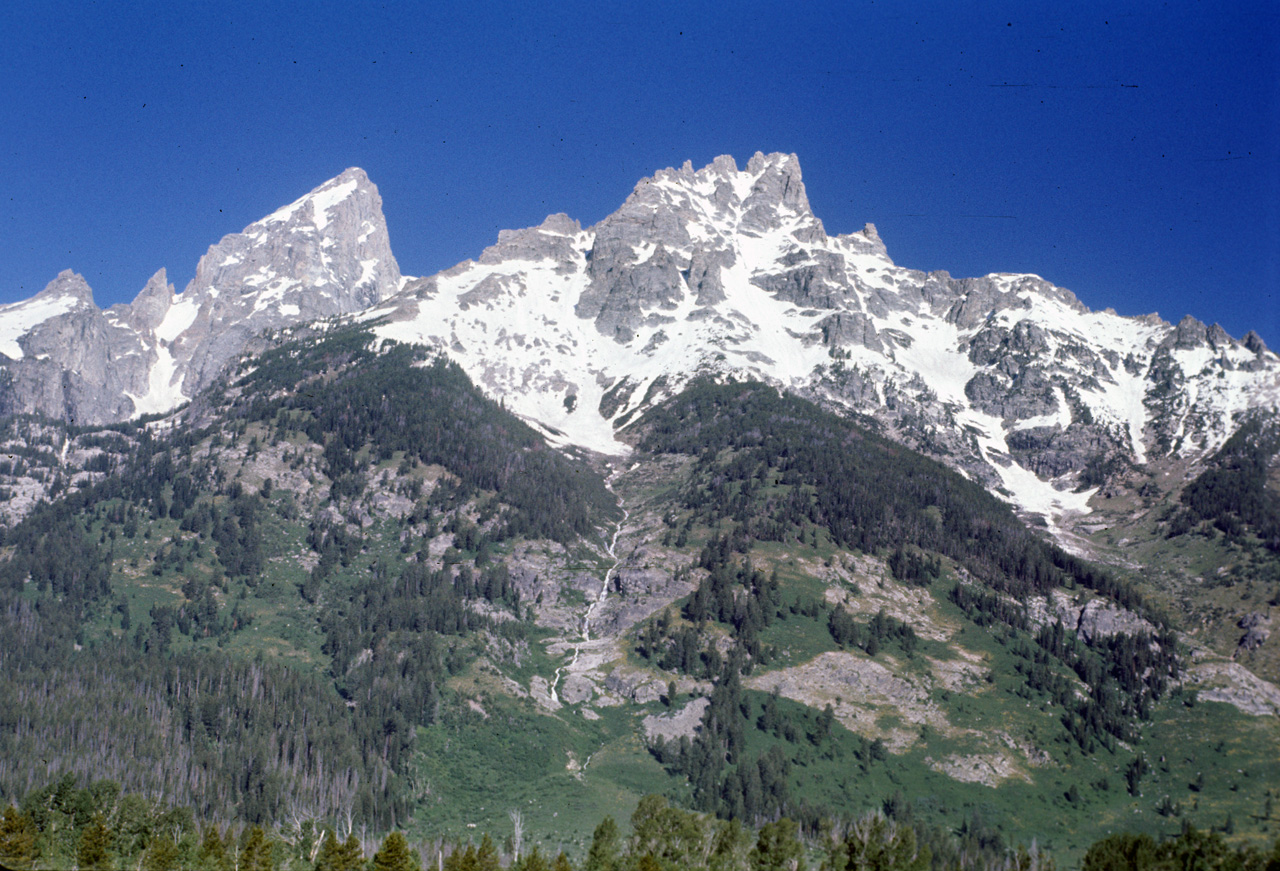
[2,1,1277,344]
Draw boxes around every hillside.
[0,324,1275,866]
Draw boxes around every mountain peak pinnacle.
[37,270,96,306]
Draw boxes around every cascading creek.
[548,469,629,705]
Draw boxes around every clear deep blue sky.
[2,1,1277,344]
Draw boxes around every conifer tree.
[584,817,620,871]
[753,818,805,871]
[443,843,477,871]
[240,826,277,871]
[338,833,366,871]
[475,833,501,871]
[78,813,115,871]
[314,831,342,871]
[826,812,928,871]
[0,806,37,865]
[196,825,232,871]
[516,845,550,871]
[142,835,181,871]
[373,831,420,871]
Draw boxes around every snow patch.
[309,179,359,232]
[126,346,188,417]
[154,295,200,343]
[0,293,80,359]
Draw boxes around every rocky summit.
[368,152,1279,528]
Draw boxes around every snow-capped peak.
[366,152,1280,530]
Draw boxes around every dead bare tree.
[509,808,524,860]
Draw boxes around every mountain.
[0,319,1275,862]
[0,168,401,424]
[364,152,1279,530]
[1,154,1278,860]
[5,153,1274,532]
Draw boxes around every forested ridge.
[634,381,1178,755]
[638,381,1146,607]
[1173,414,1280,554]
[0,326,620,828]
[230,327,619,544]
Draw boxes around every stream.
[548,472,629,706]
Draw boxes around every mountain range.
[2,154,1276,531]
[1,155,1278,862]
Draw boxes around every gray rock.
[740,152,827,242]
[174,167,402,395]
[752,250,849,310]
[1076,598,1154,643]
[1170,314,1209,349]
[1237,612,1272,651]
[686,246,734,306]
[478,213,583,266]
[643,697,709,742]
[1243,330,1270,355]
[125,269,175,332]
[840,223,889,258]
[818,311,883,353]
[577,241,687,341]
[964,368,1058,421]
[0,272,154,423]
[1005,424,1119,479]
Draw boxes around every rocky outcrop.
[0,272,155,423]
[1005,424,1119,479]
[1025,591,1155,643]
[964,368,1059,421]
[1238,612,1272,651]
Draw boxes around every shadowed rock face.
[0,168,401,424]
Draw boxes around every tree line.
[4,776,1278,871]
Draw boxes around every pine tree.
[0,806,37,865]
[444,843,478,871]
[584,817,620,871]
[142,835,181,871]
[78,813,115,871]
[240,825,275,871]
[516,846,550,871]
[753,818,805,871]
[475,834,501,871]
[315,831,342,871]
[338,834,366,871]
[373,831,420,871]
[829,812,928,871]
[196,826,232,871]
